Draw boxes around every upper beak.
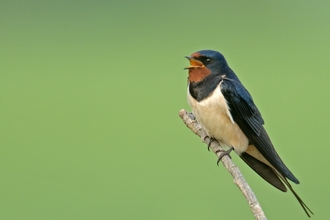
[184,56,205,70]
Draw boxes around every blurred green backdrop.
[1,0,329,219]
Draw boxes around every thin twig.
[179,109,267,220]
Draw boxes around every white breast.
[187,83,249,155]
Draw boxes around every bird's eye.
[205,58,211,63]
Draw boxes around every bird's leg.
[204,136,216,151]
[216,146,234,165]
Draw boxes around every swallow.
[184,50,313,217]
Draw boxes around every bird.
[184,50,313,217]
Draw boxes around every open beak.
[184,56,205,70]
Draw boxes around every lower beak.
[184,56,205,70]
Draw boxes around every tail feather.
[277,173,314,218]
[241,152,286,191]
[240,149,313,217]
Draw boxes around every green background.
[1,1,329,219]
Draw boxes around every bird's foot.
[216,146,234,165]
[204,136,216,151]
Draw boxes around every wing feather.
[220,78,299,183]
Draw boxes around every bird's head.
[184,50,229,83]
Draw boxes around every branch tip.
[178,109,267,220]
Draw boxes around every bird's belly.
[188,87,249,155]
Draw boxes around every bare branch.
[179,109,267,220]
